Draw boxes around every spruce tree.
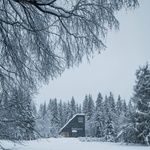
[70,97,76,117]
[124,64,150,145]
[115,95,125,139]
[109,92,116,114]
[104,93,116,141]
[62,102,68,125]
[95,92,104,137]
[83,94,95,136]
[36,102,50,138]
[83,95,89,115]
[2,88,35,140]
[133,64,150,145]
[116,95,123,116]
[87,94,94,120]
[76,104,82,113]
[50,99,60,137]
[58,100,63,128]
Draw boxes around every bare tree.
[0,0,139,96]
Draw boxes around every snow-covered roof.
[59,113,85,133]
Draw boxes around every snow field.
[1,138,150,150]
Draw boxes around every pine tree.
[58,100,63,128]
[76,104,82,113]
[36,100,53,138]
[70,97,76,117]
[133,64,150,145]
[66,101,72,121]
[123,100,128,116]
[127,99,135,118]
[116,95,123,116]
[124,64,150,145]
[104,93,116,141]
[83,95,89,115]
[38,103,46,118]
[105,115,115,141]
[2,88,36,140]
[50,99,60,137]
[32,102,37,118]
[24,96,36,140]
[104,95,109,115]
[115,96,132,142]
[95,92,104,137]
[86,95,95,136]
[87,94,94,121]
[109,92,116,114]
[62,102,68,125]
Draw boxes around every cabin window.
[78,117,83,123]
[72,129,77,137]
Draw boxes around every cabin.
[59,114,85,137]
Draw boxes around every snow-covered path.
[1,138,150,150]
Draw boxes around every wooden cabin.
[59,114,85,137]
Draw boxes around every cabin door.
[72,129,77,137]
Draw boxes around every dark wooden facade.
[59,114,85,137]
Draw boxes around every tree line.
[0,64,149,146]
[36,62,150,146]
[36,92,129,140]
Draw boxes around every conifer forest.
[0,0,150,149]
[1,64,149,146]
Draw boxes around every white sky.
[34,0,150,106]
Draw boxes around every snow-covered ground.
[1,138,149,150]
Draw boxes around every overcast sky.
[34,0,150,106]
